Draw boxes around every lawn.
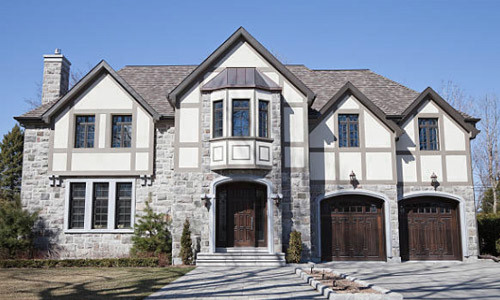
[0,267,194,300]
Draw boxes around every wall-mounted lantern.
[349,170,359,188]
[272,193,283,207]
[140,175,153,186]
[49,175,62,187]
[430,172,439,190]
[200,193,211,209]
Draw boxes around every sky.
[0,0,499,136]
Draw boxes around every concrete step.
[216,247,269,253]
[196,251,286,267]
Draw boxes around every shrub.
[477,213,500,256]
[130,198,172,264]
[0,257,159,268]
[0,197,38,259]
[286,230,302,263]
[179,219,193,265]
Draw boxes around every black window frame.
[92,183,109,229]
[111,115,132,148]
[69,183,86,229]
[115,182,132,229]
[338,114,359,147]
[418,118,439,150]
[74,115,95,148]
[212,100,223,138]
[258,100,269,138]
[232,99,250,137]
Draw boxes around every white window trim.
[64,178,136,234]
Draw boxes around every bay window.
[232,99,250,136]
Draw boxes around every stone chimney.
[41,48,71,104]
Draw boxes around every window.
[258,100,269,138]
[112,115,132,148]
[65,180,134,232]
[338,114,359,147]
[92,183,109,229]
[75,115,95,148]
[116,183,132,229]
[213,101,223,138]
[418,118,439,150]
[69,183,86,229]
[232,99,250,136]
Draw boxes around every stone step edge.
[295,267,404,300]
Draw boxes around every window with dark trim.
[213,100,223,138]
[75,115,95,148]
[258,100,269,138]
[418,118,439,150]
[112,115,132,148]
[338,114,359,147]
[92,183,109,229]
[232,99,250,136]
[116,183,132,229]
[69,183,86,229]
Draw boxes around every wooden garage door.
[399,197,461,261]
[321,195,385,261]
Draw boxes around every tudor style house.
[16,28,480,265]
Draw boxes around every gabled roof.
[168,27,315,107]
[400,87,480,138]
[311,82,403,137]
[16,60,160,124]
[201,67,281,92]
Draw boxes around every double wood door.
[321,195,386,261]
[399,197,461,261]
[216,183,267,248]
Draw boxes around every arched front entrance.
[399,196,462,261]
[320,194,386,261]
[215,182,267,248]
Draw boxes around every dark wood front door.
[321,195,385,261]
[399,197,461,261]
[216,182,267,248]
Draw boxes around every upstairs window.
[258,100,269,138]
[419,118,439,150]
[75,115,95,148]
[338,114,359,147]
[232,99,250,136]
[112,115,132,148]
[213,100,223,138]
[69,183,86,229]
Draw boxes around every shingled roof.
[16,63,474,122]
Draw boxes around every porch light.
[430,172,439,190]
[200,193,211,209]
[272,193,283,207]
[349,170,356,183]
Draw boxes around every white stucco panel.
[136,107,151,148]
[285,147,305,168]
[52,153,67,171]
[443,115,466,151]
[71,153,131,171]
[397,155,417,182]
[53,109,70,149]
[310,152,335,181]
[98,114,106,148]
[180,84,200,104]
[216,42,270,68]
[178,147,199,168]
[282,81,304,103]
[418,100,440,113]
[446,155,468,182]
[366,152,392,180]
[310,112,335,148]
[73,74,133,110]
[338,95,360,110]
[284,106,304,142]
[364,112,391,148]
[179,108,199,143]
[339,152,362,180]
[135,152,149,171]
[420,155,443,183]
[396,119,416,151]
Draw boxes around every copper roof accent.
[201,67,281,92]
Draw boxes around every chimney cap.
[54,48,61,54]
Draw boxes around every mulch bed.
[306,269,380,294]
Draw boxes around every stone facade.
[41,52,70,105]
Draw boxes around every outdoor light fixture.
[349,170,358,188]
[272,193,283,207]
[430,172,439,190]
[140,175,153,186]
[200,193,211,209]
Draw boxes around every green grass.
[0,267,194,300]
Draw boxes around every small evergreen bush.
[130,197,172,264]
[0,257,159,268]
[286,230,302,263]
[180,219,193,265]
[477,213,500,256]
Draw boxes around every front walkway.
[147,266,324,299]
[316,260,500,299]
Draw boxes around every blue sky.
[0,0,499,135]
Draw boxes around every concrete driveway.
[316,260,500,299]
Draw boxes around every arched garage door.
[399,197,461,261]
[321,195,386,261]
